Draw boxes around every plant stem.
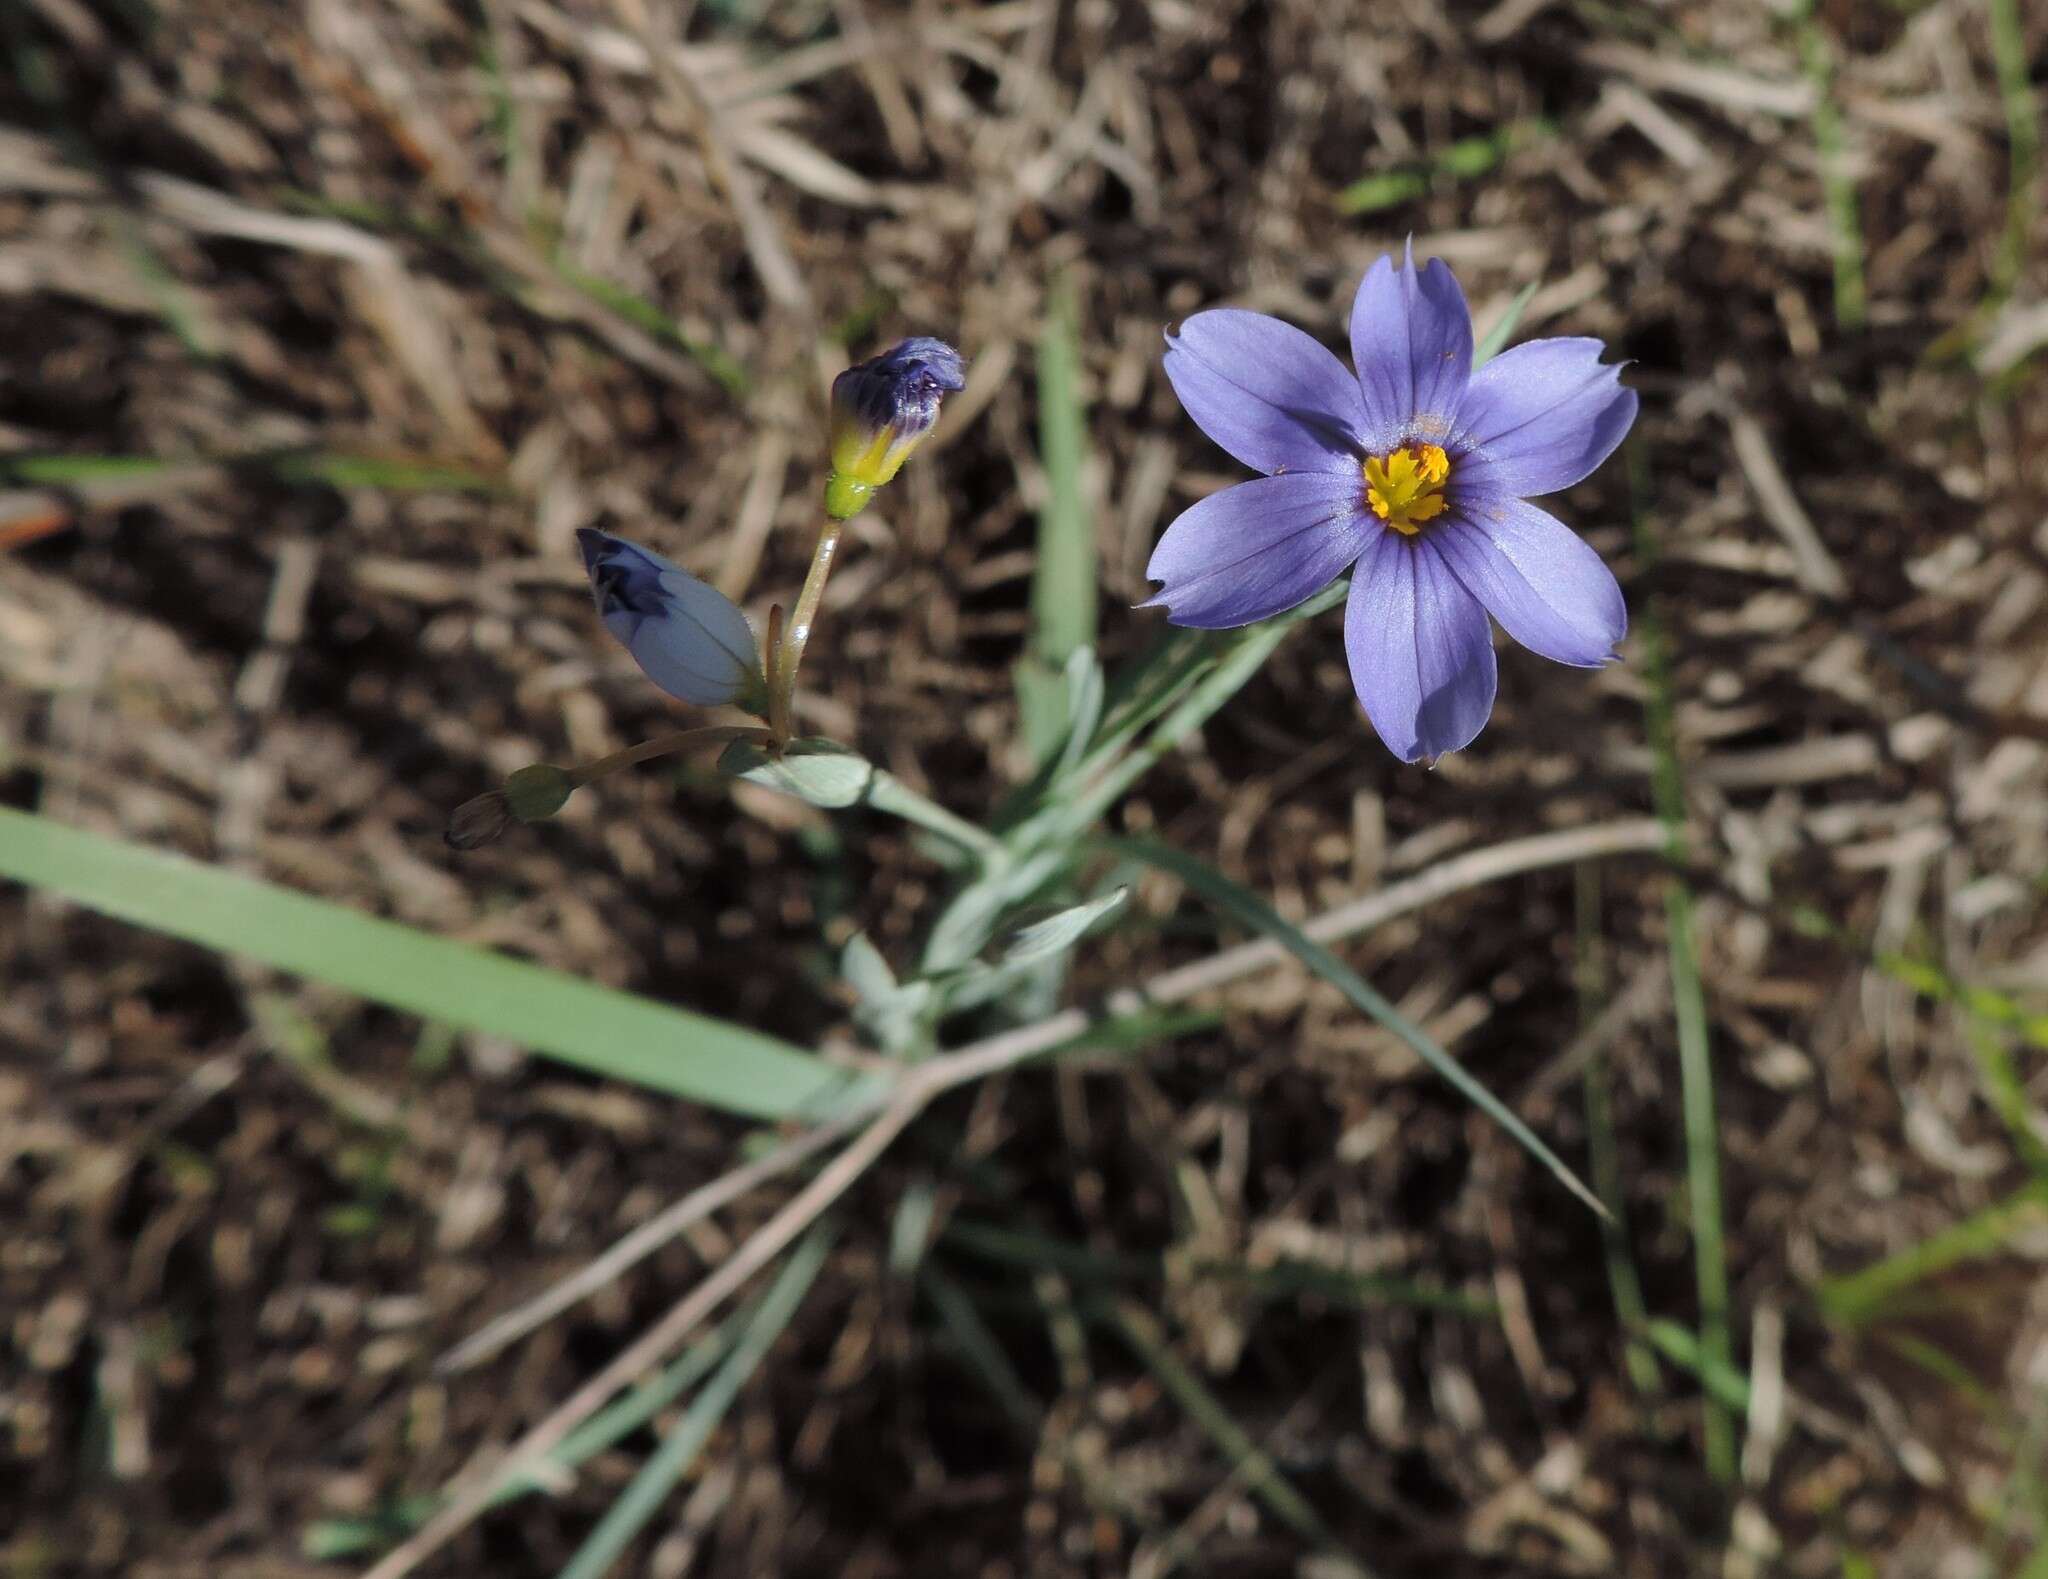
[568,724,771,789]
[774,516,845,735]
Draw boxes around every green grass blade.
[1108,1301,1370,1575]
[1105,836,1607,1220]
[1641,1318,1750,1414]
[1019,275,1096,763]
[307,1298,748,1554]
[1193,1258,1494,1318]
[1817,1181,2048,1328]
[1634,444,1736,1480]
[551,259,749,396]
[1473,282,1539,368]
[921,1265,1044,1434]
[1031,275,1094,663]
[0,808,850,1119]
[1986,0,2038,302]
[1576,864,1661,1394]
[509,1322,739,1500]
[1793,8,1867,330]
[553,1227,833,1579]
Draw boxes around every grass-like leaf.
[0,808,850,1119]
[1634,443,1736,1480]
[1818,1181,2048,1330]
[552,1227,833,1579]
[1108,1300,1369,1574]
[1019,274,1097,763]
[1105,836,1607,1220]
[1472,281,1539,368]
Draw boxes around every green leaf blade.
[0,808,850,1119]
[1104,835,1607,1220]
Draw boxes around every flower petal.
[1163,309,1368,477]
[1143,472,1370,629]
[1347,245,1475,450]
[1433,494,1626,667]
[579,528,759,706]
[1454,337,1637,497]
[1343,529,1497,762]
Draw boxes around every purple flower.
[578,528,765,712]
[1146,247,1637,762]
[826,337,967,518]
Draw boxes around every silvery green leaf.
[1001,886,1128,965]
[887,1178,940,1278]
[920,848,1069,973]
[719,737,875,808]
[841,932,899,1000]
[841,932,932,1055]
[854,980,935,1055]
[1054,646,1105,780]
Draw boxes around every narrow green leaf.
[553,1227,833,1579]
[922,1265,1044,1433]
[1103,835,1607,1220]
[1332,169,1429,215]
[1641,1318,1751,1413]
[551,258,748,396]
[1194,1258,1495,1318]
[1001,887,1128,966]
[1634,442,1736,1481]
[1029,276,1095,671]
[1472,282,1539,368]
[0,808,850,1119]
[1818,1181,2048,1328]
[920,848,1069,973]
[1053,646,1107,781]
[1108,1302,1370,1575]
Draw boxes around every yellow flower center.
[1362,443,1451,536]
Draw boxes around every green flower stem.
[773,515,845,739]
[569,724,772,789]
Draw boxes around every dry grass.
[3,0,2046,1574]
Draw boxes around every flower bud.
[504,763,574,822]
[825,337,966,519]
[445,791,512,851]
[577,528,768,713]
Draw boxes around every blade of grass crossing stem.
[1109,1302,1371,1577]
[1019,275,1095,764]
[1105,836,1607,1219]
[0,808,851,1120]
[1633,444,1735,1481]
[1576,863,1660,1394]
[553,1227,834,1579]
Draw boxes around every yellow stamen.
[1363,443,1452,536]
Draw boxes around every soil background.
[4,0,2047,1575]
